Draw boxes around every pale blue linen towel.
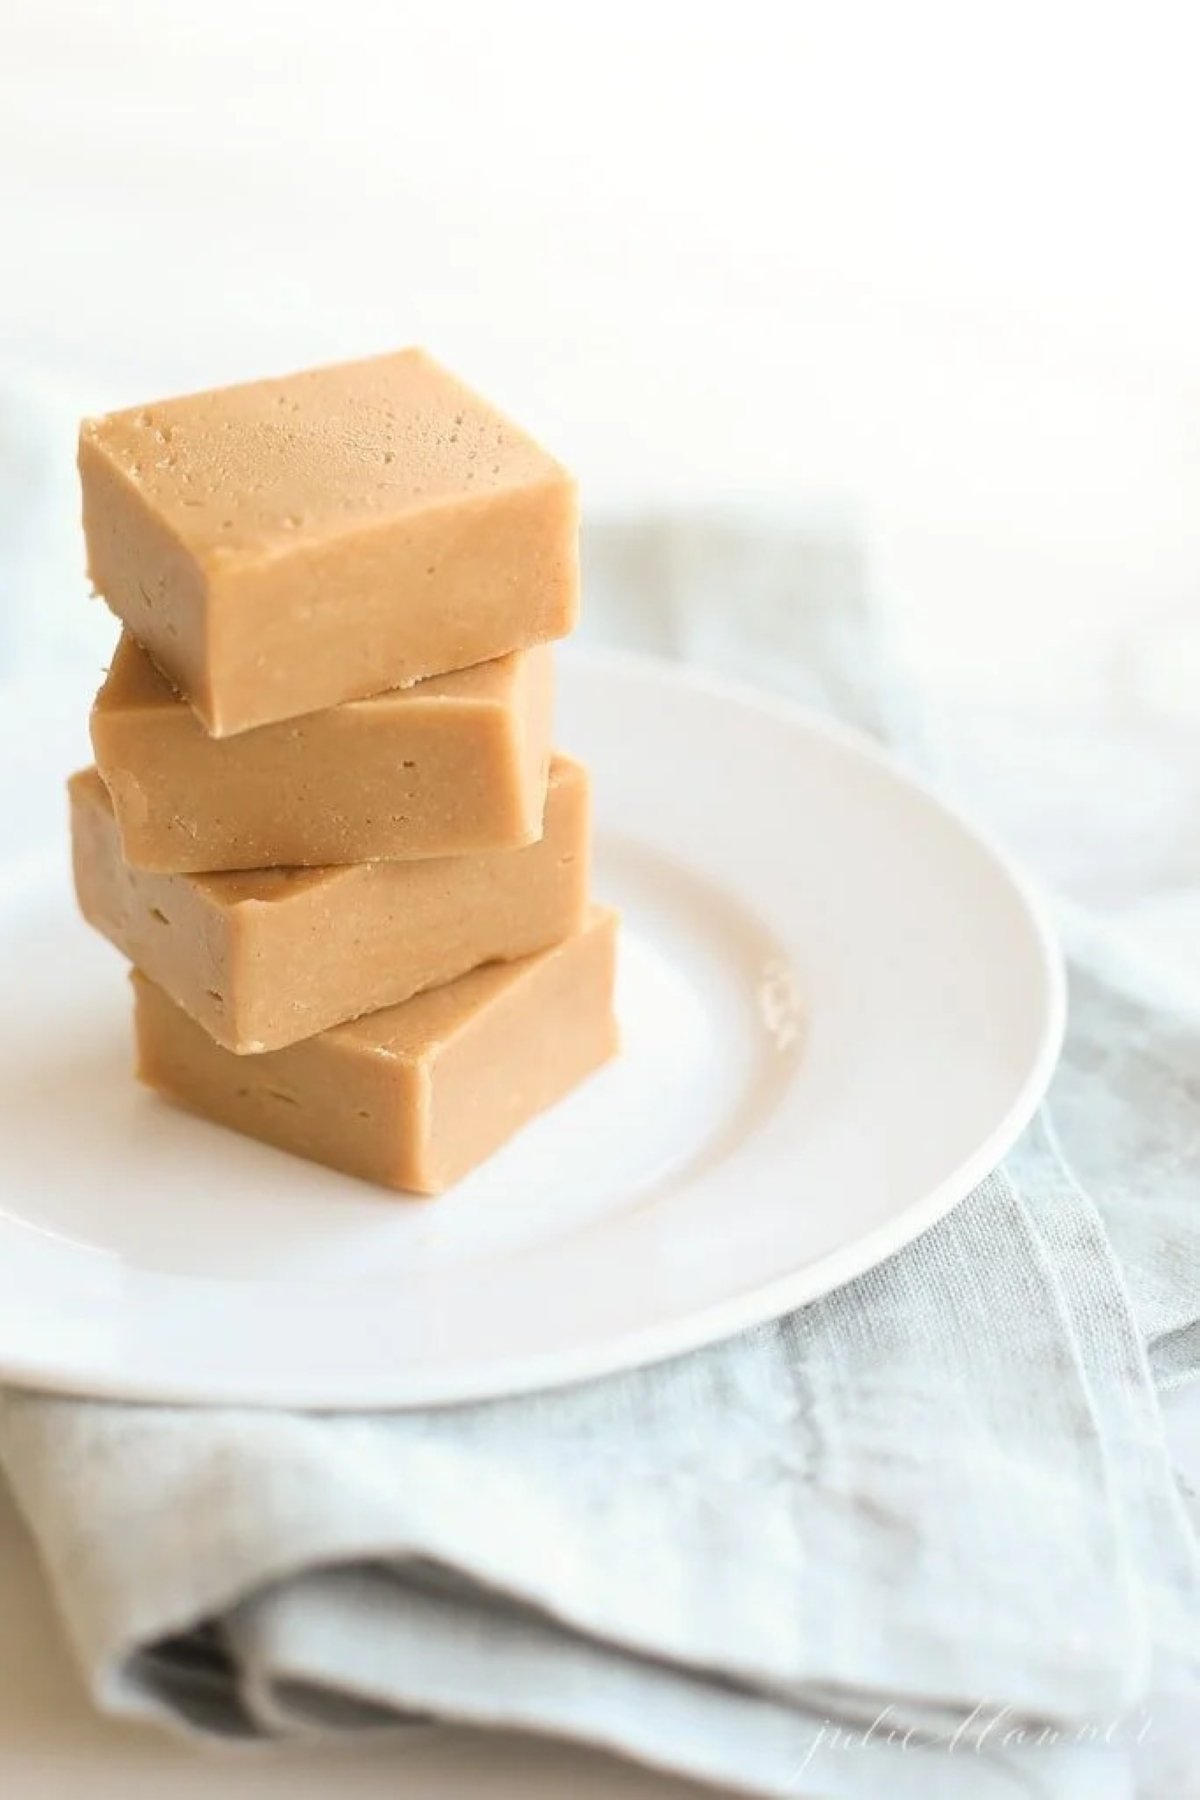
[1,509,1197,1799]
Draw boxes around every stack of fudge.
[68,350,617,1194]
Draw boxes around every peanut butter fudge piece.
[79,349,578,735]
[132,909,618,1194]
[71,756,589,1054]
[91,632,553,872]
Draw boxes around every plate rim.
[0,647,1067,1408]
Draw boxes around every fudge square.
[90,631,554,872]
[132,908,619,1194]
[70,756,590,1054]
[79,349,579,735]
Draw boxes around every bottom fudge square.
[132,909,619,1194]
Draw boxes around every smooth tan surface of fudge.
[133,909,618,1194]
[79,349,579,736]
[71,756,590,1054]
[91,632,554,872]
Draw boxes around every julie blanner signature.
[790,1702,1155,1781]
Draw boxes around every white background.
[4,0,1200,715]
[3,5,1199,1794]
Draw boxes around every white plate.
[0,651,1064,1408]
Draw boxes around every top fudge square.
[79,349,578,736]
